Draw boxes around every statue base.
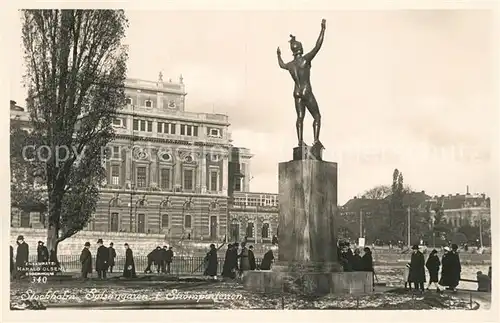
[293,143,324,161]
[242,268,374,296]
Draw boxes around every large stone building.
[10,76,279,244]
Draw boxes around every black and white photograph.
[4,2,497,317]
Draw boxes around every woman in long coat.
[222,244,236,278]
[439,247,452,287]
[409,245,426,292]
[238,243,251,273]
[123,243,137,278]
[203,244,218,278]
[425,249,441,291]
[259,250,274,270]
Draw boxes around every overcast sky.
[9,9,498,204]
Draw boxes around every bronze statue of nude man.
[277,19,326,149]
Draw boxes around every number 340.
[31,276,48,284]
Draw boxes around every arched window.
[162,214,169,228]
[230,220,240,242]
[246,222,255,239]
[261,222,270,239]
[184,214,192,228]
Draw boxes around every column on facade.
[200,148,207,193]
[222,153,229,195]
[150,148,157,188]
[174,155,182,189]
[125,145,131,186]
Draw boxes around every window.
[145,100,152,108]
[230,222,240,242]
[180,125,198,137]
[210,170,219,192]
[112,146,120,159]
[112,118,123,127]
[183,169,194,190]
[209,128,221,137]
[39,212,46,228]
[133,119,153,132]
[126,97,132,105]
[160,168,171,189]
[110,213,119,232]
[136,167,147,188]
[20,211,30,228]
[158,122,176,134]
[210,154,220,162]
[111,165,120,185]
[184,214,192,228]
[235,178,242,192]
[137,213,145,233]
[159,152,172,162]
[262,223,270,239]
[246,222,255,239]
[210,216,217,240]
[161,214,169,228]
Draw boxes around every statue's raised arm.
[304,19,326,62]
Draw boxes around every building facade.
[10,76,280,243]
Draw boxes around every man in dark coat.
[439,246,452,289]
[248,245,256,270]
[425,249,441,291]
[37,241,49,262]
[10,245,15,277]
[203,244,218,279]
[145,246,162,273]
[123,243,137,278]
[409,245,425,292]
[351,248,363,271]
[80,242,92,280]
[447,244,462,291]
[259,249,274,270]
[222,244,235,278]
[15,235,29,279]
[165,246,174,274]
[361,247,375,290]
[160,246,168,273]
[95,238,109,279]
[108,242,116,273]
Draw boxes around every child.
[404,263,412,290]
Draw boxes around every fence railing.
[30,255,262,275]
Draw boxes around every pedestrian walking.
[425,249,441,291]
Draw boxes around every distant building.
[424,193,491,228]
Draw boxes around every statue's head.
[289,35,303,56]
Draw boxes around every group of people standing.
[406,244,463,293]
[203,242,275,280]
[80,239,137,280]
[144,246,174,274]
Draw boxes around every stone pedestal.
[278,159,338,264]
[243,152,373,296]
